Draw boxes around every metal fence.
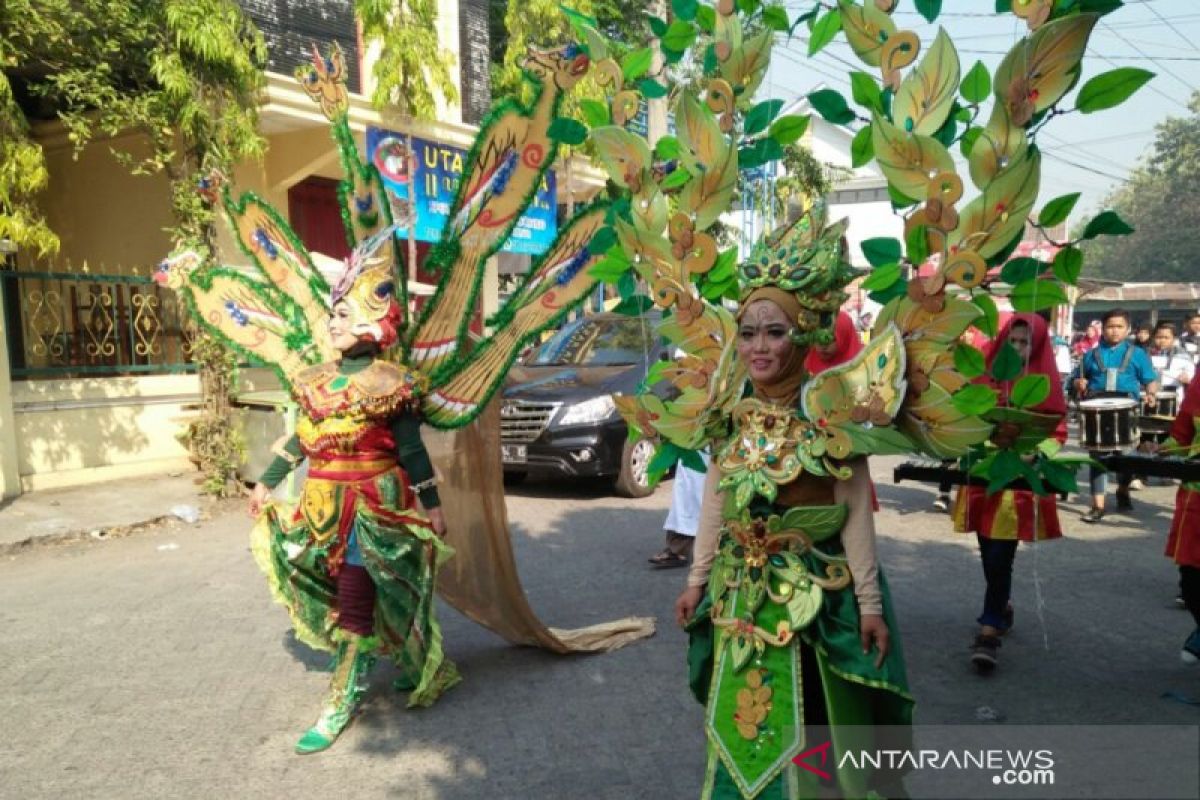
[1,266,195,379]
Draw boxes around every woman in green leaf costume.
[665,211,914,800]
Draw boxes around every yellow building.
[0,0,601,498]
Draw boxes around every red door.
[288,177,351,261]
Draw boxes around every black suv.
[500,312,669,497]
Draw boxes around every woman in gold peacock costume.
[156,41,654,754]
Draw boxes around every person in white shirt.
[1152,322,1195,403]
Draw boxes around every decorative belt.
[307,455,395,481]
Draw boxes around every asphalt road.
[1,455,1197,799]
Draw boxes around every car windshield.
[527,317,657,367]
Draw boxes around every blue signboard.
[366,127,557,256]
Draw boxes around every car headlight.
[558,395,617,426]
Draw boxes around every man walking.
[1073,309,1160,523]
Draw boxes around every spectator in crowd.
[1074,320,1102,357]
[1073,308,1160,523]
[1134,322,1153,351]
[648,452,710,569]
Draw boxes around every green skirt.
[252,489,458,708]
[688,551,913,799]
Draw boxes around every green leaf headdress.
[738,201,863,347]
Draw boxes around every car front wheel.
[614,437,656,498]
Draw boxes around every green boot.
[295,634,378,755]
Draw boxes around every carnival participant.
[670,216,913,799]
[1073,308,1160,521]
[248,267,456,754]
[1157,322,1198,400]
[1134,322,1153,351]
[1161,372,1200,663]
[804,310,863,375]
[1180,313,1200,363]
[952,314,1067,672]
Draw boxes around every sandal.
[648,550,689,569]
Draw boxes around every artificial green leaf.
[1081,210,1134,239]
[861,262,902,291]
[638,78,669,99]
[862,237,902,267]
[914,0,942,23]
[1010,278,1069,312]
[769,114,810,145]
[995,0,1012,9]
[646,14,668,37]
[1039,459,1078,494]
[851,124,874,167]
[696,5,716,32]
[850,71,882,112]
[1052,245,1083,285]
[589,226,617,254]
[762,4,790,32]
[617,269,636,300]
[621,47,655,81]
[1038,192,1081,227]
[973,294,1000,337]
[954,343,987,379]
[579,99,610,128]
[672,0,698,22]
[1010,374,1051,409]
[1076,67,1155,114]
[986,449,1024,495]
[662,20,697,52]
[613,295,654,315]
[548,117,589,145]
[808,89,855,125]
[589,256,631,283]
[906,222,930,265]
[959,126,984,159]
[660,166,692,189]
[808,8,842,56]
[745,99,785,136]
[960,61,991,104]
[869,278,909,305]
[952,384,999,417]
[999,256,1044,285]
[991,341,1023,381]
[655,136,681,160]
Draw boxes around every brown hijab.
[738,288,809,405]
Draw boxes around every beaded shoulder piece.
[292,361,426,422]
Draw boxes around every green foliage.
[1010,278,1069,312]
[807,89,855,125]
[357,0,459,115]
[851,125,873,168]
[913,0,942,23]
[861,262,902,291]
[1083,93,1200,281]
[850,72,883,114]
[990,341,1023,381]
[769,115,810,145]
[861,237,902,267]
[1081,210,1134,239]
[745,99,784,136]
[952,384,999,417]
[1010,374,1050,408]
[954,343,986,378]
[808,8,841,56]
[1053,246,1083,285]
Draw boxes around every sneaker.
[932,494,950,512]
[1116,490,1134,511]
[1129,478,1146,491]
[1181,629,1200,665]
[1081,507,1105,524]
[970,634,1002,672]
[1176,594,1187,609]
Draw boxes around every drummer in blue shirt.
[1073,308,1161,523]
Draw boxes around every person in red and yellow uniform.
[1161,371,1200,663]
[952,314,1067,672]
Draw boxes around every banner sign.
[365,127,557,255]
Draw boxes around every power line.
[1144,3,1199,53]
[952,48,1200,62]
[1041,151,1130,183]
[1086,47,1190,111]
[1100,20,1198,92]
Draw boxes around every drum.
[1079,397,1139,451]
[1140,392,1180,445]
[1154,391,1179,419]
